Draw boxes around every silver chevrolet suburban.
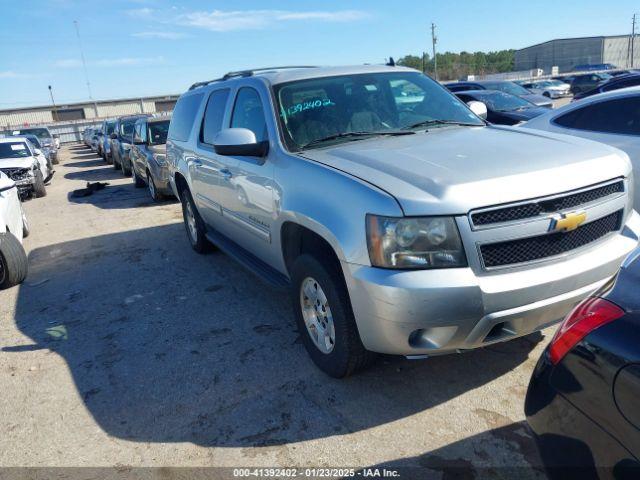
[167,65,640,377]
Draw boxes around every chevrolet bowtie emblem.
[550,211,587,233]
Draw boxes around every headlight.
[366,215,467,269]
[153,153,166,165]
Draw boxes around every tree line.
[396,50,515,80]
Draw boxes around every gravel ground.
[0,144,553,477]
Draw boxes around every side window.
[139,122,147,143]
[554,97,640,135]
[200,89,230,144]
[230,88,268,142]
[168,93,204,141]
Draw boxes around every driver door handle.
[220,168,233,180]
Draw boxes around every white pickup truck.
[0,172,28,289]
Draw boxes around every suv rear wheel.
[180,187,211,253]
[290,254,374,377]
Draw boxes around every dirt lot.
[0,144,553,476]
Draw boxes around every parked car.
[130,116,173,201]
[17,134,53,172]
[573,63,617,72]
[0,171,29,289]
[0,137,51,198]
[110,115,150,176]
[100,119,116,163]
[569,73,611,95]
[82,127,94,146]
[521,86,640,209]
[520,80,571,99]
[572,72,640,100]
[10,127,58,164]
[90,129,102,153]
[454,90,549,125]
[444,80,553,108]
[525,246,640,477]
[167,65,639,377]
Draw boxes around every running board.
[205,229,290,289]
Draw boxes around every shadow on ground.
[359,422,546,479]
[4,218,543,448]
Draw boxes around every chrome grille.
[480,210,622,268]
[471,180,624,227]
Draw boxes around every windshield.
[105,121,116,135]
[0,142,32,159]
[274,71,483,150]
[13,128,51,140]
[468,91,534,111]
[24,136,42,148]
[148,120,170,145]
[483,82,529,96]
[120,119,137,136]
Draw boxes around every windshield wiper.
[402,119,483,130]
[301,130,413,149]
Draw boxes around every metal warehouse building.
[515,35,640,73]
[0,94,178,142]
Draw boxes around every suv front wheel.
[290,254,374,378]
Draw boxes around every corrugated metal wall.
[515,37,604,73]
[604,36,640,68]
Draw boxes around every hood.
[299,126,631,216]
[0,156,36,170]
[149,144,166,155]
[0,171,14,190]
[520,93,553,107]
[498,107,550,122]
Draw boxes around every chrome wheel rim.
[184,200,198,243]
[300,277,335,354]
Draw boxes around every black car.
[569,73,612,95]
[444,80,553,108]
[525,246,640,479]
[573,73,640,100]
[454,90,549,125]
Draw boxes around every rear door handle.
[191,159,203,168]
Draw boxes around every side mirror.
[110,133,117,140]
[213,128,268,157]
[53,134,59,139]
[34,148,43,156]
[133,137,145,145]
[467,100,488,120]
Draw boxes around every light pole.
[431,23,438,80]
[73,20,99,117]
[48,85,58,122]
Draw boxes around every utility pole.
[632,14,637,69]
[431,23,438,80]
[73,20,99,117]
[48,85,58,122]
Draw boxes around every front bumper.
[343,211,640,356]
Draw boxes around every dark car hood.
[519,93,553,107]
[497,107,550,122]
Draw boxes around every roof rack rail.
[188,66,319,91]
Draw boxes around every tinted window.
[168,93,204,141]
[603,76,640,92]
[0,142,31,159]
[554,97,640,135]
[148,120,170,145]
[230,88,267,142]
[200,89,230,144]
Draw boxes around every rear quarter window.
[168,93,205,142]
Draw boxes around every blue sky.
[1,0,638,107]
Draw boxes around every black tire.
[0,232,28,290]
[113,156,120,170]
[290,254,374,378]
[180,187,210,254]
[51,155,59,165]
[147,172,164,202]
[33,169,47,198]
[543,92,551,98]
[132,167,145,188]
[121,156,132,176]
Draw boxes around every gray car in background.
[10,126,58,164]
[168,65,639,377]
[100,119,116,163]
[110,114,150,176]
[446,80,554,108]
[130,116,172,201]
